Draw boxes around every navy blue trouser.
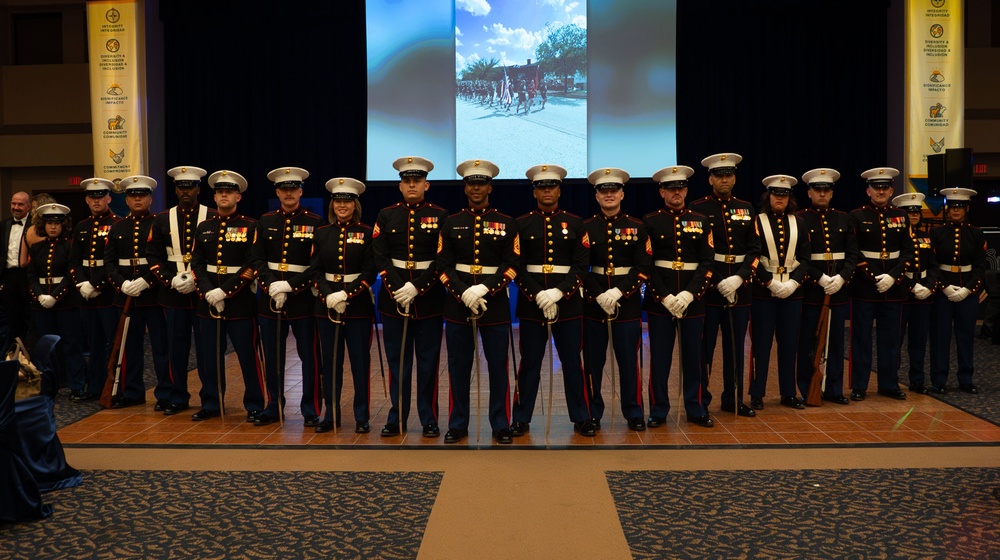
[118,305,170,402]
[317,317,372,425]
[899,301,932,386]
[382,314,442,429]
[34,308,86,393]
[850,299,902,392]
[647,312,707,419]
[513,318,590,424]
[702,304,751,408]
[82,306,120,395]
[583,318,643,421]
[930,292,977,387]
[198,318,266,414]
[797,302,848,398]
[165,307,205,407]
[750,298,802,399]
[259,314,320,419]
[445,321,511,431]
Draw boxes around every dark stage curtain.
[161,0,889,222]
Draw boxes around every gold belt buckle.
[672,260,684,270]
[724,255,736,264]
[823,251,833,261]
[217,265,228,274]
[606,266,615,276]
[278,263,289,272]
[951,265,960,273]
[89,259,98,267]
[332,274,343,282]
[470,265,483,274]
[183,253,192,263]
[406,261,416,270]
[130,258,141,266]
[776,266,786,274]
[880,251,890,259]
[542,264,554,274]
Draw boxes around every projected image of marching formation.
[455,0,587,178]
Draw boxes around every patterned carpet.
[608,468,1000,560]
[0,470,442,559]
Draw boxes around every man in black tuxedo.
[1,191,32,350]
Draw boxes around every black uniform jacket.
[311,220,376,320]
[191,213,258,320]
[581,212,650,321]
[796,207,858,305]
[251,206,325,320]
[514,208,588,322]
[641,207,713,317]
[27,237,79,310]
[847,204,915,302]
[437,206,519,326]
[929,222,987,296]
[372,201,448,320]
[688,194,760,307]
[752,212,811,300]
[147,205,216,309]
[106,211,158,307]
[69,210,118,308]
[903,224,938,302]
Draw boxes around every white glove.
[767,280,785,296]
[774,280,799,299]
[947,286,971,303]
[213,300,225,314]
[535,290,554,310]
[205,288,226,307]
[326,291,348,310]
[123,278,150,297]
[393,282,419,308]
[716,275,743,299]
[912,283,932,300]
[824,274,845,295]
[272,292,288,309]
[817,274,833,289]
[77,281,97,299]
[471,298,488,316]
[172,273,196,294]
[269,280,292,295]
[875,274,895,293]
[38,295,56,309]
[542,300,558,321]
[595,288,623,315]
[461,284,489,309]
[661,294,676,313]
[540,288,563,306]
[668,291,694,318]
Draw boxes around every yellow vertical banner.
[905,0,963,202]
[87,0,144,183]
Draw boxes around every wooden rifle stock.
[100,296,133,408]
[805,294,832,407]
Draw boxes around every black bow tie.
[14,220,24,227]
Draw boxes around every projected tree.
[536,24,586,93]
[461,57,500,81]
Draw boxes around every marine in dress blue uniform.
[512,163,595,436]
[847,167,915,400]
[689,153,760,417]
[928,188,986,394]
[104,176,169,409]
[374,156,449,437]
[190,170,267,421]
[437,159,519,444]
[312,178,377,434]
[251,167,325,427]
[582,167,650,431]
[26,204,87,395]
[892,192,936,395]
[641,165,715,428]
[147,166,216,415]
[795,168,858,405]
[749,175,812,410]
[68,178,120,401]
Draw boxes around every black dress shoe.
[574,420,597,437]
[877,389,907,400]
[422,424,440,438]
[303,416,321,428]
[929,384,947,394]
[822,395,850,405]
[356,422,370,433]
[246,410,263,423]
[253,413,276,426]
[444,429,468,443]
[720,403,757,417]
[315,421,335,433]
[191,409,220,421]
[111,397,146,409]
[154,400,170,412]
[909,383,928,395]
[510,421,530,436]
[494,428,513,444]
[959,384,979,395]
[646,416,666,428]
[780,396,805,409]
[850,390,867,401]
[591,419,602,431]
[749,397,764,410]
[381,424,401,437]
[688,415,715,428]
[70,391,99,403]
[163,403,190,416]
[627,417,646,431]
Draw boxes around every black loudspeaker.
[945,147,973,189]
[928,153,945,196]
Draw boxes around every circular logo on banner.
[106,8,120,23]
[930,24,944,38]
[931,0,946,8]
[106,38,120,52]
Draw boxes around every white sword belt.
[762,263,799,274]
[206,264,242,274]
[654,260,699,271]
[324,272,361,282]
[591,266,632,276]
[526,264,571,274]
[713,254,745,264]
[905,270,928,279]
[267,262,309,273]
[860,250,900,260]
[118,258,148,266]
[82,259,104,267]
[391,258,433,270]
[810,252,846,261]
[455,264,499,274]
[939,264,972,273]
[39,276,64,285]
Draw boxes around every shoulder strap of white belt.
[169,205,209,273]
[757,214,798,271]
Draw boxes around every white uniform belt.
[713,254,746,264]
[810,252,846,261]
[860,250,900,260]
[455,263,499,274]
[324,272,360,282]
[39,276,64,285]
[207,264,242,274]
[591,266,632,276]
[905,270,928,279]
[939,264,972,273]
[654,260,699,271]
[82,259,104,267]
[526,264,571,274]
[762,263,799,274]
[167,254,188,262]
[118,258,148,266]
[267,262,309,273]
[391,258,432,270]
